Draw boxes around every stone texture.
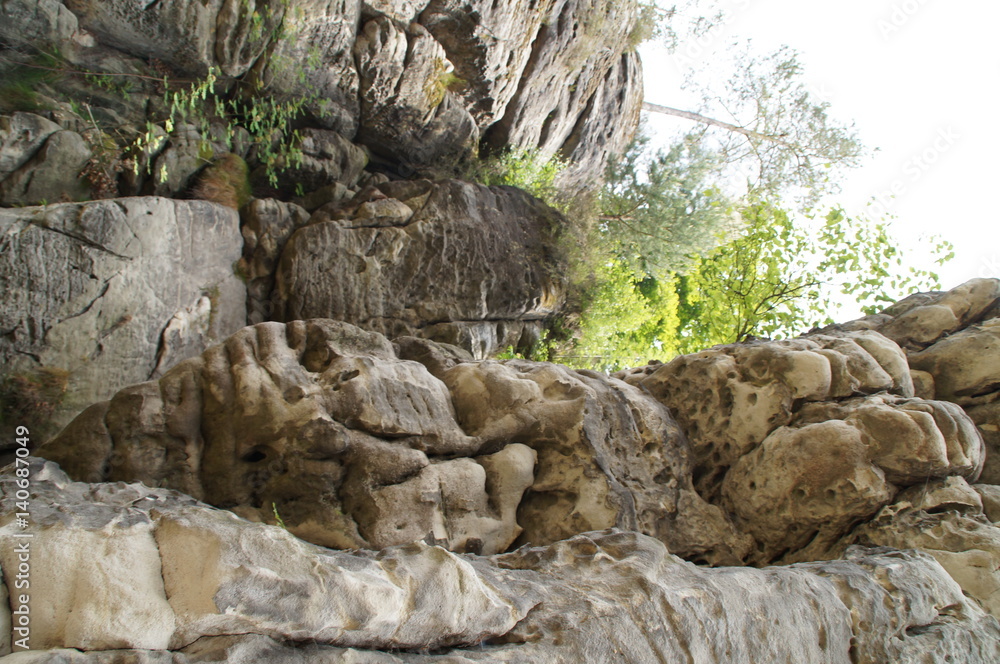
[0,112,62,182]
[254,128,369,197]
[0,0,79,47]
[3,461,1000,663]
[0,129,92,205]
[442,358,752,565]
[875,278,1000,350]
[909,317,1000,404]
[273,179,566,358]
[832,477,1000,619]
[0,197,246,440]
[481,0,644,190]
[238,197,312,324]
[256,0,362,137]
[38,320,748,562]
[354,16,478,169]
[21,0,641,189]
[59,0,277,77]
[619,330,915,498]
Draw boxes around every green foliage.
[496,329,554,362]
[0,50,64,112]
[467,149,568,210]
[424,58,466,108]
[135,67,309,187]
[557,261,681,372]
[599,130,735,276]
[683,44,867,207]
[673,202,952,353]
[271,502,288,529]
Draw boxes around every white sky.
[638,0,1000,293]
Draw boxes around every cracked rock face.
[3,461,1000,662]
[0,197,246,441]
[271,179,566,358]
[14,0,641,177]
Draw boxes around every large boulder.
[0,197,246,442]
[272,179,566,358]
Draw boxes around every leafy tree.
[599,130,735,277]
[673,202,953,353]
[645,44,866,207]
[554,260,682,372]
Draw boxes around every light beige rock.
[481,0,644,191]
[41,320,749,563]
[0,130,92,205]
[623,332,912,497]
[909,317,1000,405]
[794,394,985,485]
[878,278,1000,349]
[722,420,894,563]
[0,197,246,441]
[39,320,536,555]
[976,483,1000,522]
[838,481,1000,619]
[969,401,1000,484]
[4,464,999,663]
[444,359,753,564]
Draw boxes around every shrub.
[191,153,252,209]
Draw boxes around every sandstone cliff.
[0,0,640,437]
[15,278,1000,662]
[3,1,1000,662]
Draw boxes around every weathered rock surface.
[481,1,644,189]
[0,129,92,205]
[831,279,1000,484]
[272,179,566,358]
[38,319,747,562]
[4,460,1000,663]
[0,113,62,182]
[0,197,246,441]
[0,0,641,184]
[619,330,916,497]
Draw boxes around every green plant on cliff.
[424,58,466,108]
[466,148,568,210]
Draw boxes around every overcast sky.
[638,0,1000,293]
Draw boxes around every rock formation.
[15,278,999,661]
[2,0,639,427]
[270,179,566,356]
[0,197,246,441]
[2,0,1000,661]
[3,459,1000,662]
